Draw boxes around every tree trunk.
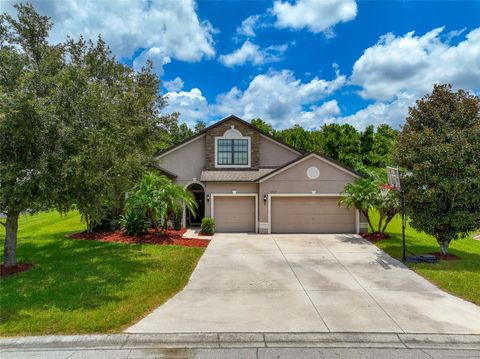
[439,239,451,255]
[377,215,384,233]
[381,214,394,234]
[363,210,375,233]
[3,211,19,267]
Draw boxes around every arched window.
[215,126,251,168]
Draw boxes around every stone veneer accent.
[205,118,260,170]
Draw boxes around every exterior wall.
[259,136,300,167]
[258,156,358,224]
[205,119,260,169]
[204,182,259,218]
[359,211,369,232]
[156,136,206,187]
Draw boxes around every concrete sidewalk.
[2,333,480,358]
[127,233,480,334]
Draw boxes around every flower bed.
[361,232,391,242]
[428,252,460,261]
[69,228,210,248]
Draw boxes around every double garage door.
[213,195,355,233]
[271,196,356,234]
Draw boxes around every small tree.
[376,188,401,234]
[340,177,400,235]
[395,84,480,254]
[339,179,378,232]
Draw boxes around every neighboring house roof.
[154,114,302,159]
[200,168,276,182]
[257,152,363,182]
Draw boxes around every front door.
[188,191,205,226]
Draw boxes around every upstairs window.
[217,139,249,165]
[215,126,251,167]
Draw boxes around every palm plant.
[158,182,197,231]
[339,178,378,232]
[126,172,197,233]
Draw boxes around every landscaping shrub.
[119,210,150,236]
[201,217,215,235]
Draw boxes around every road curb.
[2,332,480,350]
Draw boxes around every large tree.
[395,84,480,255]
[54,36,167,231]
[0,4,66,267]
[0,4,171,267]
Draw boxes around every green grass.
[0,211,204,336]
[370,211,480,305]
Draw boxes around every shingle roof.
[200,168,276,182]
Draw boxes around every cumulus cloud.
[219,40,288,67]
[352,27,480,101]
[213,69,346,127]
[272,0,357,34]
[163,88,210,127]
[337,93,416,129]
[164,77,185,92]
[3,0,215,74]
[163,69,346,128]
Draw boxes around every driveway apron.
[126,233,480,334]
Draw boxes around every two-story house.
[155,115,367,234]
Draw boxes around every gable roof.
[257,152,363,182]
[154,114,302,158]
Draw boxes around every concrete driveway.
[127,234,480,334]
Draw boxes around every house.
[155,115,368,234]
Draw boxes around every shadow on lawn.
[0,231,159,323]
[335,233,480,271]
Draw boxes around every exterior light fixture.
[263,195,267,203]
[206,194,210,202]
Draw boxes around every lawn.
[370,211,480,306]
[0,211,205,336]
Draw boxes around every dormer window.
[215,126,251,168]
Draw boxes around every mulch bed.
[428,252,460,261]
[1,263,33,278]
[361,232,391,242]
[69,228,210,248]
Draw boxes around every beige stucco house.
[155,115,367,234]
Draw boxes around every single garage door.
[271,197,355,233]
[214,196,255,232]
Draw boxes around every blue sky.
[5,0,480,129]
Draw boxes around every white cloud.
[337,93,416,129]
[163,88,210,127]
[352,27,480,101]
[213,69,346,128]
[164,77,185,92]
[219,40,287,67]
[163,68,346,128]
[272,0,357,34]
[4,0,215,74]
[236,15,260,37]
[299,100,341,126]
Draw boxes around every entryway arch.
[185,182,205,227]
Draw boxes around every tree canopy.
[395,84,480,254]
[0,4,177,265]
[249,119,398,172]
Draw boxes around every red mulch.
[361,232,391,242]
[429,252,460,261]
[1,263,33,278]
[69,228,210,248]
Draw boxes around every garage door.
[214,196,256,232]
[271,197,355,233]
